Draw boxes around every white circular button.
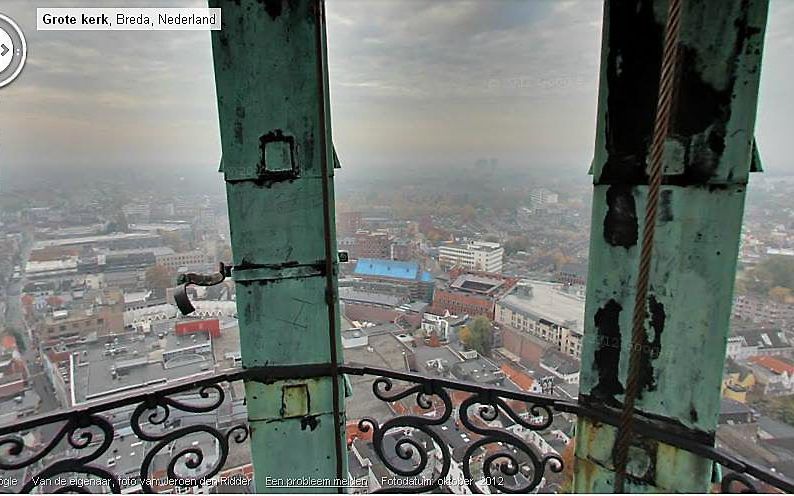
[0,13,27,88]
[0,28,13,73]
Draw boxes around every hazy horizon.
[1,0,793,179]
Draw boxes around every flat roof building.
[432,270,518,319]
[351,258,434,302]
[69,321,216,405]
[496,281,585,358]
[439,240,504,273]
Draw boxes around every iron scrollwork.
[358,377,453,493]
[2,366,794,493]
[1,414,119,493]
[720,471,759,494]
[458,393,563,494]
[131,384,249,493]
[0,376,248,494]
[356,373,566,494]
[346,365,794,495]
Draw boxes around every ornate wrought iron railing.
[1,365,792,493]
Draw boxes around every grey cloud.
[0,0,791,176]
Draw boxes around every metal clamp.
[173,262,231,316]
[173,254,348,315]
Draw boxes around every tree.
[461,205,477,223]
[458,316,493,356]
[485,234,500,244]
[145,265,177,291]
[744,256,794,295]
[105,210,129,233]
[769,286,793,303]
[160,230,191,252]
[5,328,26,353]
[504,236,530,255]
[754,395,794,425]
[458,326,473,348]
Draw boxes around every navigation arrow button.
[0,13,26,87]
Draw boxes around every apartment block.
[495,282,585,358]
[438,241,504,273]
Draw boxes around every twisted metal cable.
[613,0,683,492]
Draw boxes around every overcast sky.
[1,0,793,176]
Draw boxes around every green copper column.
[209,0,346,492]
[574,0,768,492]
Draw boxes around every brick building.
[733,294,794,330]
[38,289,125,344]
[156,250,208,272]
[432,270,518,319]
[555,261,588,287]
[390,239,416,261]
[352,230,393,260]
[337,211,363,236]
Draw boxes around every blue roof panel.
[354,258,419,280]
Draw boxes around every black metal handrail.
[0,365,791,493]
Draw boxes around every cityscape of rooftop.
[1,0,794,494]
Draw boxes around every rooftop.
[25,258,78,274]
[338,287,403,307]
[734,328,792,350]
[759,416,794,440]
[441,240,502,252]
[411,343,462,376]
[97,246,175,257]
[500,363,536,391]
[499,281,585,333]
[353,258,433,282]
[33,232,160,249]
[71,324,216,404]
[719,397,757,418]
[540,349,581,376]
[748,355,794,375]
[450,356,509,387]
[344,332,410,421]
[449,273,505,295]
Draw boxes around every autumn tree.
[743,256,794,295]
[769,286,793,303]
[145,265,177,291]
[461,205,477,222]
[459,326,473,347]
[4,328,26,353]
[458,316,493,356]
[160,230,191,252]
[755,395,794,425]
[504,236,530,255]
[105,210,129,233]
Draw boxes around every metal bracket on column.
[210,0,346,490]
[173,262,231,315]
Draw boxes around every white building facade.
[495,282,585,358]
[438,241,504,273]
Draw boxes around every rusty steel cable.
[612,0,683,492]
